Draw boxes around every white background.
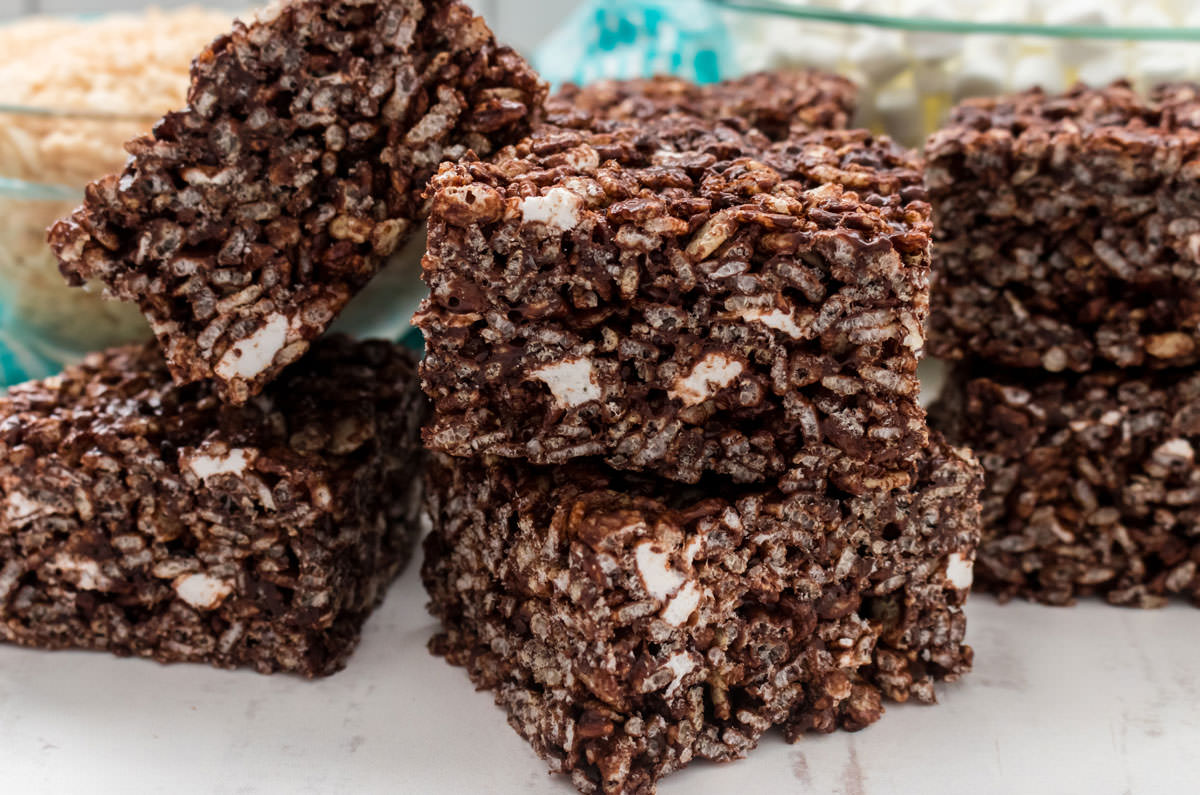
[0,0,584,53]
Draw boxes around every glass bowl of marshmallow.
[717,0,1200,144]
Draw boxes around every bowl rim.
[0,176,80,201]
[0,102,157,122]
[712,0,1200,40]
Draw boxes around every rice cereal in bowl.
[0,7,234,379]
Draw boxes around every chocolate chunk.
[50,0,545,404]
[0,336,426,676]
[931,364,1200,608]
[423,434,981,794]
[927,82,1200,372]
[545,70,857,140]
[416,115,931,487]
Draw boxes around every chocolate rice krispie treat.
[926,82,1200,372]
[417,116,931,487]
[50,0,544,404]
[930,365,1200,608]
[545,70,857,140]
[424,435,981,794]
[0,336,426,676]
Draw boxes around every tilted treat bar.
[545,70,857,140]
[417,116,931,487]
[930,365,1200,608]
[50,0,544,404]
[927,82,1200,372]
[424,435,981,794]
[0,336,426,676]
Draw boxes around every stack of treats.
[6,0,547,676]
[928,82,1200,609]
[416,73,984,792]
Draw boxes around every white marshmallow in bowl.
[1133,45,1193,91]
[903,1,963,61]
[1044,0,1119,64]
[875,82,927,144]
[1011,52,1068,94]
[731,0,1200,147]
[1076,50,1132,89]
[847,29,910,84]
[763,20,847,71]
[953,38,1011,101]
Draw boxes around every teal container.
[534,0,736,88]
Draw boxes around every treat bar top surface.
[418,114,932,487]
[930,365,1200,609]
[545,70,858,140]
[0,336,426,676]
[943,81,1200,133]
[927,81,1200,372]
[50,0,544,404]
[424,434,982,794]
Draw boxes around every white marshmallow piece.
[874,84,927,150]
[184,447,256,482]
[904,2,962,61]
[53,554,107,591]
[661,582,702,627]
[668,353,743,407]
[1044,1,1117,64]
[635,542,686,601]
[762,20,845,71]
[846,30,909,84]
[634,540,704,627]
[946,551,975,591]
[974,0,1032,24]
[953,37,1010,101]
[521,187,583,232]
[1075,50,1131,90]
[1121,4,1172,31]
[913,61,952,96]
[1132,41,1192,90]
[1010,52,1067,94]
[1135,52,1189,91]
[740,307,806,339]
[214,313,295,382]
[174,573,234,611]
[529,357,601,409]
[663,652,696,697]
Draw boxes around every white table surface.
[2,555,1196,795]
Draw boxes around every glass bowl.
[535,1,1200,146]
[713,0,1200,144]
[0,7,240,382]
[0,108,161,381]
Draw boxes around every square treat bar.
[0,336,426,676]
[423,434,981,795]
[930,365,1200,608]
[927,82,1200,372]
[544,70,858,140]
[50,0,544,404]
[417,116,931,487]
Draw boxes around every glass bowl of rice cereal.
[0,6,237,381]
